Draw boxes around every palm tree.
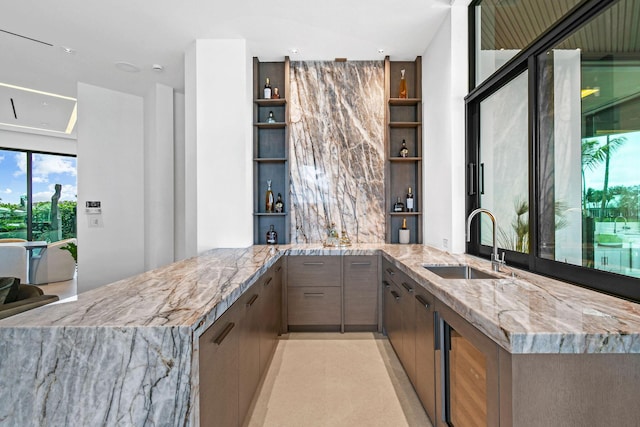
[581,136,626,219]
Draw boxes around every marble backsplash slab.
[289,61,385,243]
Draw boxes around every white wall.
[144,83,175,269]
[423,3,468,253]
[0,129,77,155]
[174,92,187,261]
[185,39,253,253]
[76,83,145,292]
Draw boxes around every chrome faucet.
[614,215,628,233]
[466,208,505,272]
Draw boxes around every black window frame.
[466,0,640,302]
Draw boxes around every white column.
[185,39,253,253]
[144,83,175,269]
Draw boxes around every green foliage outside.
[0,200,76,242]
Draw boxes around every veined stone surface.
[289,61,385,244]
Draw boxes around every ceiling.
[0,0,452,137]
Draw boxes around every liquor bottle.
[272,87,280,99]
[264,77,272,99]
[406,187,414,212]
[265,180,274,213]
[393,197,405,212]
[274,193,284,213]
[399,69,408,99]
[399,139,409,157]
[399,218,410,244]
[267,111,276,123]
[266,224,278,245]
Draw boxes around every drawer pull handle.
[213,322,235,345]
[402,282,414,293]
[246,294,259,307]
[386,268,395,276]
[415,295,430,310]
[390,290,400,301]
[304,293,324,297]
[351,262,372,266]
[303,262,324,266]
[276,266,282,272]
[264,277,273,287]
[383,280,391,289]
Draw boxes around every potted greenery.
[60,241,77,264]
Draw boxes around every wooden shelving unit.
[384,56,423,244]
[253,57,290,244]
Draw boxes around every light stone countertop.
[2,244,640,354]
[2,244,640,426]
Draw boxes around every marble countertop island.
[2,244,640,426]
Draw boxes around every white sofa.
[0,245,28,284]
[32,238,77,285]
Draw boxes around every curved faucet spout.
[466,208,504,272]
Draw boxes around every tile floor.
[246,332,432,427]
[36,275,77,302]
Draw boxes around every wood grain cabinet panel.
[259,262,282,376]
[287,286,341,326]
[287,256,341,287]
[199,308,240,427]
[238,287,262,422]
[414,288,436,424]
[344,255,378,328]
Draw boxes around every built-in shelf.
[254,212,287,217]
[389,212,422,216]
[254,158,287,163]
[389,157,422,162]
[389,121,421,128]
[254,122,286,129]
[254,99,287,106]
[389,98,422,106]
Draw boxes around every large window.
[467,0,640,301]
[0,148,76,242]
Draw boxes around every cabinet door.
[287,286,341,326]
[259,262,282,375]
[238,287,262,423]
[287,256,341,287]
[344,255,378,328]
[398,278,416,385]
[383,280,403,354]
[415,290,436,424]
[199,308,239,427]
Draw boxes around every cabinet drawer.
[287,286,341,325]
[287,256,341,287]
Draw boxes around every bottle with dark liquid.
[399,139,409,157]
[274,193,284,213]
[406,187,414,212]
[272,87,280,99]
[266,224,278,245]
[393,197,405,212]
[265,180,274,213]
[399,69,408,99]
[264,77,272,99]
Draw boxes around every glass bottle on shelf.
[266,224,278,245]
[406,187,414,212]
[265,180,274,213]
[399,139,409,157]
[274,193,284,213]
[264,77,272,99]
[267,111,276,123]
[399,218,410,244]
[272,87,280,99]
[393,197,405,212]
[399,69,408,99]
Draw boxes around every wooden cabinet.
[434,299,500,427]
[414,287,436,425]
[384,56,423,244]
[253,57,290,244]
[199,305,239,427]
[383,278,403,352]
[200,261,283,427]
[287,256,341,330]
[344,255,379,331]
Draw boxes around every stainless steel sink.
[423,264,499,280]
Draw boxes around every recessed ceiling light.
[61,46,75,54]
[41,101,48,107]
[290,48,298,54]
[115,62,141,73]
[378,49,384,54]
[152,64,164,72]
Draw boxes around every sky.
[583,131,640,191]
[0,149,77,205]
